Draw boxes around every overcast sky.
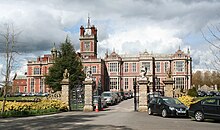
[1,0,220,81]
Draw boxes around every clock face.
[84,28,91,35]
[84,42,90,51]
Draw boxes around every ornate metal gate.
[133,78,139,111]
[70,84,84,111]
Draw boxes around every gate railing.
[70,84,84,111]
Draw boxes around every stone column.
[163,78,175,97]
[138,79,149,112]
[83,78,94,112]
[61,78,70,110]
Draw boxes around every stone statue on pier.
[166,67,172,78]
[86,67,92,79]
[140,66,147,80]
[63,69,69,80]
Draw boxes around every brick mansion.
[12,18,192,94]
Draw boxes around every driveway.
[0,98,220,130]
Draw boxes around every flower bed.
[178,95,198,107]
[0,99,68,117]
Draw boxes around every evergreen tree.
[187,87,198,97]
[45,36,85,91]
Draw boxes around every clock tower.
[79,17,98,59]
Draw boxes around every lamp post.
[133,77,137,111]
[97,79,101,96]
[156,77,160,93]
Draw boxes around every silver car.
[101,91,116,105]
[93,96,107,110]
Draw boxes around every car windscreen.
[163,98,182,105]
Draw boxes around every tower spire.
[87,13,91,28]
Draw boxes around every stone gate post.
[163,78,175,97]
[138,66,149,112]
[61,69,70,110]
[138,79,148,112]
[83,67,94,112]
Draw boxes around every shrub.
[187,87,198,97]
[0,99,68,117]
[178,95,198,107]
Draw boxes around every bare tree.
[201,24,220,72]
[0,24,20,114]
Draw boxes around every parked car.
[21,93,29,97]
[93,96,107,110]
[114,92,121,103]
[120,91,125,100]
[14,93,22,97]
[101,91,116,105]
[206,91,216,97]
[188,97,220,121]
[197,90,206,97]
[147,92,162,104]
[215,92,220,96]
[148,96,188,117]
[129,91,133,98]
[124,92,130,99]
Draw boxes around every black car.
[197,90,206,97]
[148,97,188,117]
[206,91,216,97]
[147,92,162,104]
[188,97,220,121]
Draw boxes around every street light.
[156,77,160,93]
[133,77,137,111]
[97,79,102,96]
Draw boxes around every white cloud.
[99,25,182,55]
[0,64,3,82]
[0,0,220,72]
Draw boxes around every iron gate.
[70,84,84,111]
[133,78,139,111]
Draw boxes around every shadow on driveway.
[0,112,133,130]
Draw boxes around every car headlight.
[169,107,175,110]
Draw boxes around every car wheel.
[148,107,153,115]
[162,109,167,118]
[194,111,204,122]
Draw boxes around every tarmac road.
[0,98,220,130]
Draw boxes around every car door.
[155,98,163,114]
[217,99,220,118]
[149,97,157,113]
[201,98,218,118]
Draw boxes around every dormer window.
[178,54,181,57]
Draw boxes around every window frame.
[142,62,151,73]
[124,63,128,72]
[124,78,129,90]
[176,61,184,72]
[156,62,160,73]
[33,68,40,75]
[92,66,97,73]
[132,63,137,72]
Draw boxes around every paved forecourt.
[1,99,220,130]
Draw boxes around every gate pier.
[138,66,149,112]
[83,79,94,112]
[61,69,71,110]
